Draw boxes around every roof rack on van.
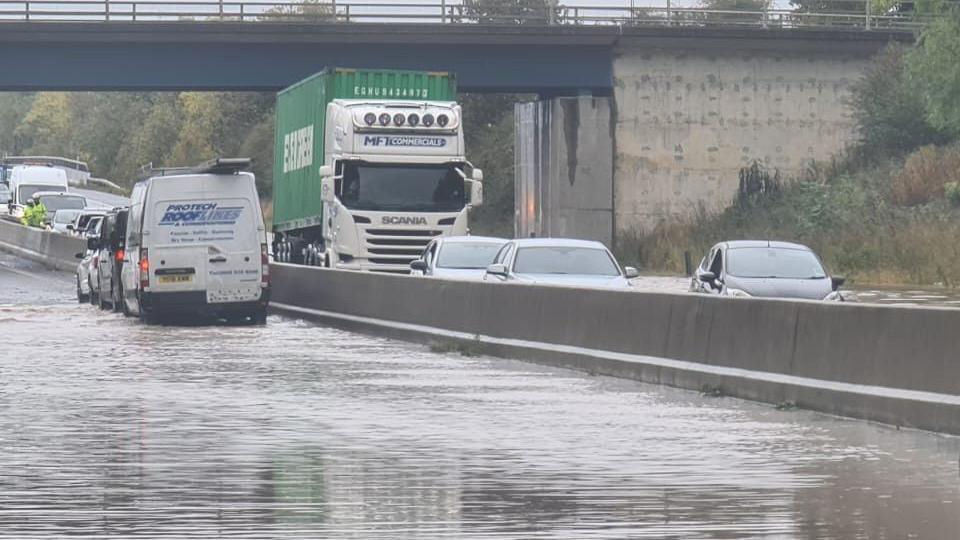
[138,158,252,180]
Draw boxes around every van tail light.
[261,243,270,287]
[115,249,125,263]
[139,248,149,289]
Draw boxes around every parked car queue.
[407,236,844,301]
[74,158,271,325]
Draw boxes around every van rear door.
[152,197,261,303]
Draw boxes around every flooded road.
[1,252,959,539]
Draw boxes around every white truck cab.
[310,100,482,273]
[120,159,270,324]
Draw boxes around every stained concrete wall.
[612,40,873,233]
[270,264,960,435]
[515,97,613,246]
[0,219,86,271]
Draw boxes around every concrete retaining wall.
[0,218,86,271]
[270,264,960,434]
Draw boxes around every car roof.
[33,191,83,198]
[510,238,610,250]
[719,240,812,251]
[438,236,508,245]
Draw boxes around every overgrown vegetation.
[622,12,960,287]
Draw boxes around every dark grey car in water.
[690,240,845,300]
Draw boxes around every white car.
[483,238,639,289]
[409,236,507,281]
[74,217,104,303]
[120,158,270,324]
[51,209,85,234]
[30,191,87,225]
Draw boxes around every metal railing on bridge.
[0,0,929,31]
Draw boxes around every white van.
[120,159,270,324]
[7,166,70,218]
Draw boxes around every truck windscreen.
[339,162,465,212]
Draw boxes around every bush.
[890,145,960,206]
[945,182,960,206]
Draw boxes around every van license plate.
[158,274,193,284]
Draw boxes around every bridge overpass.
[0,7,916,240]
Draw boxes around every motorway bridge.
[1,250,959,538]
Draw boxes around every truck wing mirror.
[321,177,335,203]
[472,168,483,182]
[318,165,334,179]
[468,180,483,207]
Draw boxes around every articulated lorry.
[272,68,483,273]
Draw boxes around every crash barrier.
[0,218,86,272]
[271,263,960,435]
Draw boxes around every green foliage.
[851,44,945,157]
[908,15,960,137]
[261,0,335,20]
[461,0,551,24]
[945,182,960,206]
[21,202,47,228]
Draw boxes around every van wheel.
[76,277,88,303]
[251,308,267,325]
[139,307,154,325]
[113,282,123,313]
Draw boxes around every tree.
[850,44,945,156]
[699,0,771,25]
[907,15,960,137]
[261,0,335,21]
[461,0,552,25]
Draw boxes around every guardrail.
[0,0,927,31]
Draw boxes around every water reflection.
[0,255,959,538]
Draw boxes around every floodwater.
[1,252,959,538]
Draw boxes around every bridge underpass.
[0,19,911,239]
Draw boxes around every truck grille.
[363,229,442,272]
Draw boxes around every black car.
[94,207,129,312]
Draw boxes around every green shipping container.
[272,68,457,233]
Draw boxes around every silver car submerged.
[483,238,638,289]
[690,240,845,301]
[410,236,508,281]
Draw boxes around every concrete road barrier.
[0,218,86,271]
[270,263,960,435]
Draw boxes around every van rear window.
[153,198,256,249]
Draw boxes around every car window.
[513,246,620,276]
[436,242,504,270]
[726,247,827,279]
[709,249,723,276]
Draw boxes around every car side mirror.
[409,259,428,272]
[320,177,335,203]
[486,263,507,277]
[86,237,99,251]
[831,276,846,291]
[66,224,74,231]
[468,180,483,207]
[698,270,716,282]
[624,266,639,279]
[75,252,84,260]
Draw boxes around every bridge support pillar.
[514,96,614,245]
